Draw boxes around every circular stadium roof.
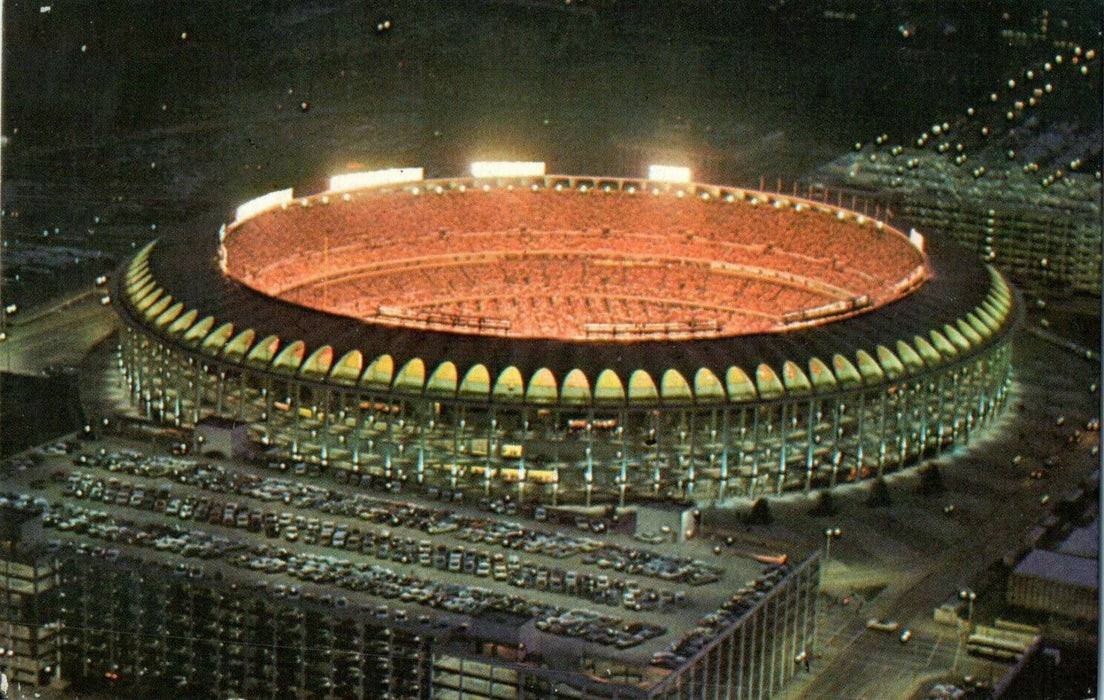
[118,175,1017,407]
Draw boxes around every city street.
[767,321,1100,700]
[1,290,116,376]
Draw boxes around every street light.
[952,588,978,674]
[959,588,977,625]
[813,526,843,670]
[823,527,842,567]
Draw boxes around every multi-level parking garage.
[114,166,1019,506]
[2,443,819,700]
[822,43,1101,296]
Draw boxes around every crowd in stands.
[225,187,923,338]
[280,254,821,338]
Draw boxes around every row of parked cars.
[651,562,792,669]
[228,541,667,649]
[534,608,665,650]
[74,450,333,510]
[38,495,244,571]
[320,490,722,586]
[65,470,277,533]
[68,449,721,589]
[26,481,671,651]
[63,468,685,615]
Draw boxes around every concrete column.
[854,392,866,474]
[876,391,888,478]
[718,408,730,500]
[776,403,789,496]
[748,407,761,499]
[804,399,816,491]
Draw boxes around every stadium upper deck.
[224,182,926,340]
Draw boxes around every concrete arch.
[459,364,492,399]
[755,363,784,399]
[272,339,306,373]
[361,354,394,389]
[134,286,164,312]
[725,366,757,402]
[627,370,659,403]
[912,335,943,365]
[964,313,990,340]
[973,306,1000,333]
[979,300,1005,327]
[300,345,334,379]
[425,361,459,396]
[126,273,153,296]
[183,316,216,346]
[244,335,280,368]
[131,280,158,306]
[223,329,257,361]
[201,322,236,353]
[526,368,557,403]
[329,350,364,386]
[167,309,199,336]
[942,324,972,352]
[855,349,885,382]
[929,329,958,357]
[560,369,591,404]
[143,294,174,321]
[808,357,837,390]
[153,301,185,328]
[781,361,812,394]
[895,340,925,371]
[492,366,525,402]
[594,369,626,403]
[661,369,693,402]
[832,354,862,388]
[393,358,426,392]
[693,368,725,402]
[875,345,905,379]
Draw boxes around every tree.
[808,489,838,516]
[867,477,893,508]
[747,497,773,525]
[916,464,946,495]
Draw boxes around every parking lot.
[3,434,793,667]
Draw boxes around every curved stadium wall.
[114,173,1018,506]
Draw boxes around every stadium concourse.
[114,163,1019,507]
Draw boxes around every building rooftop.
[1013,549,1098,590]
[1057,521,1099,560]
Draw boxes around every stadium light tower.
[329,168,424,192]
[470,161,545,178]
[647,164,692,183]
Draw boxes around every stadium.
[114,162,1019,506]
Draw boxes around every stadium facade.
[113,167,1019,506]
